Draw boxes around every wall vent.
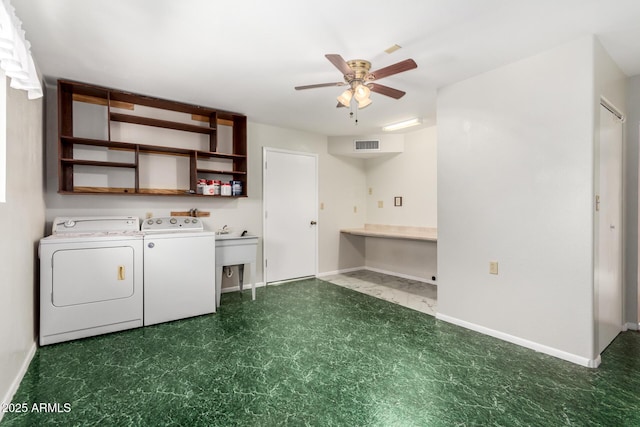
[354,139,380,151]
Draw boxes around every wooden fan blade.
[325,54,353,75]
[368,83,406,99]
[369,59,417,81]
[295,82,347,90]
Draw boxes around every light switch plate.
[378,200,384,208]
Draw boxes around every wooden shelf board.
[65,187,247,197]
[60,158,137,168]
[109,90,216,116]
[110,112,215,134]
[192,114,234,126]
[170,210,211,217]
[197,169,247,175]
[72,93,134,110]
[61,136,137,150]
[60,137,247,161]
[69,187,137,194]
[137,145,192,156]
[196,151,246,160]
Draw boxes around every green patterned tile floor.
[2,278,640,426]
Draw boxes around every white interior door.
[263,148,318,283]
[596,103,623,354]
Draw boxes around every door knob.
[310,221,317,225]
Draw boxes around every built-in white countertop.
[340,224,437,242]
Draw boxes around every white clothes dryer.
[39,216,143,346]
[142,216,216,326]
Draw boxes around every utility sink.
[215,233,258,307]
[215,232,257,241]
[215,233,257,258]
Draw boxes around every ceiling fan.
[295,54,418,109]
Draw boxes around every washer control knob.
[64,220,76,228]
[170,218,177,224]
[156,219,163,224]
[148,242,155,248]
[147,219,154,225]
[192,219,198,224]
[184,218,190,223]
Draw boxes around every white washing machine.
[39,216,143,346]
[142,216,216,326]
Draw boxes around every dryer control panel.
[52,216,140,235]
[142,216,204,233]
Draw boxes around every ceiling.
[12,0,640,136]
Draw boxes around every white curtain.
[0,0,42,99]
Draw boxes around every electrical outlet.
[368,187,373,195]
[320,202,324,210]
[378,200,384,208]
[489,261,498,275]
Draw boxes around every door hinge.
[595,194,600,212]
[265,259,268,268]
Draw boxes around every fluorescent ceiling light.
[382,118,422,132]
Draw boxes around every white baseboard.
[0,341,37,422]
[624,322,639,331]
[221,281,266,294]
[363,266,437,285]
[317,266,437,286]
[436,313,600,368]
[317,267,365,277]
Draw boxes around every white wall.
[365,238,437,283]
[43,82,367,286]
[0,79,45,411]
[365,126,437,227]
[437,37,597,365]
[316,144,367,273]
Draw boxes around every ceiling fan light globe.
[337,89,352,107]
[354,84,371,102]
[357,97,372,109]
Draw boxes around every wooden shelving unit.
[57,79,248,196]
